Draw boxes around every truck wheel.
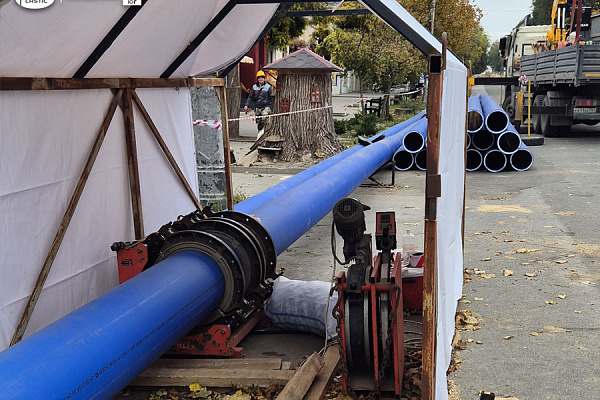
[541,96,558,137]
[531,95,544,134]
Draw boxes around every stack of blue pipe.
[391,116,428,171]
[467,94,534,172]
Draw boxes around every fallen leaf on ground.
[558,295,566,299]
[580,281,591,285]
[189,383,202,392]
[477,273,496,279]
[504,335,512,340]
[459,299,471,304]
[556,260,568,264]
[544,326,566,333]
[574,310,582,313]
[474,297,483,301]
[546,300,556,305]
[530,332,539,337]
[476,340,483,344]
[481,257,491,261]
[524,273,536,277]
[552,211,578,216]
[521,262,530,265]
[467,338,474,343]
[503,269,514,276]
[516,248,538,254]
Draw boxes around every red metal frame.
[335,253,404,398]
[117,242,147,284]
[117,246,264,358]
[165,309,265,358]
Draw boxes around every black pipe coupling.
[111,208,277,325]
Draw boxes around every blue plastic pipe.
[509,142,534,171]
[250,126,414,254]
[496,125,522,155]
[393,146,414,170]
[480,94,509,134]
[466,149,483,171]
[402,117,428,153]
[236,110,426,213]
[483,149,507,172]
[0,251,225,400]
[467,94,484,133]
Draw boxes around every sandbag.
[264,276,338,339]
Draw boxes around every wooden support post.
[215,85,234,211]
[421,32,447,400]
[130,90,202,211]
[122,88,144,239]
[10,89,124,346]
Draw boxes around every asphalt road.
[453,85,600,399]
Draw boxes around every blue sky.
[473,0,534,42]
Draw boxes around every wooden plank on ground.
[303,345,341,400]
[150,358,283,370]
[130,368,295,388]
[277,352,324,400]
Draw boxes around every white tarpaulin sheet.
[0,0,278,351]
[436,55,467,400]
[0,1,277,78]
[0,88,198,349]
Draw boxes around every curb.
[232,166,307,174]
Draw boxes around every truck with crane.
[479,1,600,137]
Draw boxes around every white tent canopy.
[0,1,465,399]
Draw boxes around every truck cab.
[500,25,550,78]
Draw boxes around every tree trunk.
[264,73,344,162]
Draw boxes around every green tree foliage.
[530,0,553,25]
[467,27,489,74]
[267,3,326,49]
[487,40,504,73]
[313,13,425,96]
[531,0,600,26]
[400,0,484,62]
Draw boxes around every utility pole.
[424,0,437,104]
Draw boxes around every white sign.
[15,0,54,10]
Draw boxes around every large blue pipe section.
[0,251,225,400]
[250,127,414,254]
[402,117,428,153]
[480,93,509,134]
[236,110,425,213]
[467,94,484,133]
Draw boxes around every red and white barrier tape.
[191,92,420,129]
[192,119,222,130]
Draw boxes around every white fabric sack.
[265,276,338,340]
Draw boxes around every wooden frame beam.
[421,32,447,400]
[122,88,144,239]
[10,89,125,346]
[131,90,202,211]
[215,86,235,210]
[0,77,224,91]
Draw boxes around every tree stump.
[264,73,344,162]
